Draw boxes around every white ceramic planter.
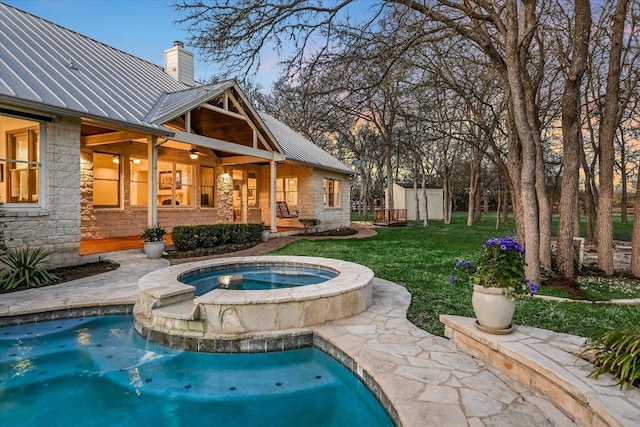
[472,284,515,333]
[261,230,270,242]
[143,241,165,259]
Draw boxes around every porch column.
[270,160,277,232]
[148,136,158,226]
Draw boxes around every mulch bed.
[542,276,588,299]
[303,228,359,237]
[0,260,120,294]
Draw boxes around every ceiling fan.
[187,145,210,159]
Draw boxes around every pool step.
[152,300,199,321]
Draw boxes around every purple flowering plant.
[451,236,538,297]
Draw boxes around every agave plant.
[581,326,640,391]
[0,247,59,290]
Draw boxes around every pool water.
[0,316,392,427]
[181,265,338,296]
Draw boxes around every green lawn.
[270,213,640,337]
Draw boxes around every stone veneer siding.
[258,163,350,231]
[80,142,234,238]
[3,116,82,267]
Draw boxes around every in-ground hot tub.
[134,256,374,352]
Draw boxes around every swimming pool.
[0,316,392,427]
[180,264,338,295]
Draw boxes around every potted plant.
[141,224,166,259]
[261,222,271,242]
[451,236,538,334]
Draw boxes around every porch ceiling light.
[189,147,199,160]
[131,158,141,165]
[112,155,120,164]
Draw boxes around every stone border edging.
[440,315,640,427]
[533,294,640,306]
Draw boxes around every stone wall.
[311,169,351,231]
[3,116,82,267]
[80,142,233,238]
[257,163,351,231]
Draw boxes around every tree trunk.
[443,169,452,224]
[580,145,597,241]
[385,138,394,211]
[467,144,481,226]
[413,162,420,222]
[630,165,640,277]
[505,0,540,284]
[496,184,502,231]
[597,0,629,275]
[620,131,628,224]
[557,0,591,278]
[421,172,429,227]
[502,189,509,224]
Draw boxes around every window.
[1,119,42,204]
[248,172,257,207]
[130,158,148,206]
[276,177,297,205]
[157,161,192,207]
[200,166,215,207]
[93,152,120,208]
[323,179,340,207]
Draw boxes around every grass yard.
[271,213,640,337]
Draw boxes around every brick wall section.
[3,117,82,267]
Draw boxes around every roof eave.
[146,81,236,125]
[0,96,173,137]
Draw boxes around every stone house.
[0,3,352,267]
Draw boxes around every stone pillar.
[217,171,234,222]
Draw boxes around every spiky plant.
[581,326,640,391]
[0,247,59,290]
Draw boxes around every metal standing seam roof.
[258,112,353,175]
[0,2,187,131]
[0,2,352,175]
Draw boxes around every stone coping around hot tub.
[136,256,375,337]
[441,315,640,427]
[139,255,373,306]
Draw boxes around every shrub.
[171,224,263,252]
[299,218,321,235]
[0,247,59,290]
[580,326,640,391]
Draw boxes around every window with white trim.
[323,178,340,207]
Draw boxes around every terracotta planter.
[472,284,515,334]
[143,241,165,259]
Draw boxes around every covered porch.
[79,83,301,249]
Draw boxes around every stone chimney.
[164,41,194,86]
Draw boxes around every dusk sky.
[4,0,284,88]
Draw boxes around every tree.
[556,0,591,278]
[596,0,630,275]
